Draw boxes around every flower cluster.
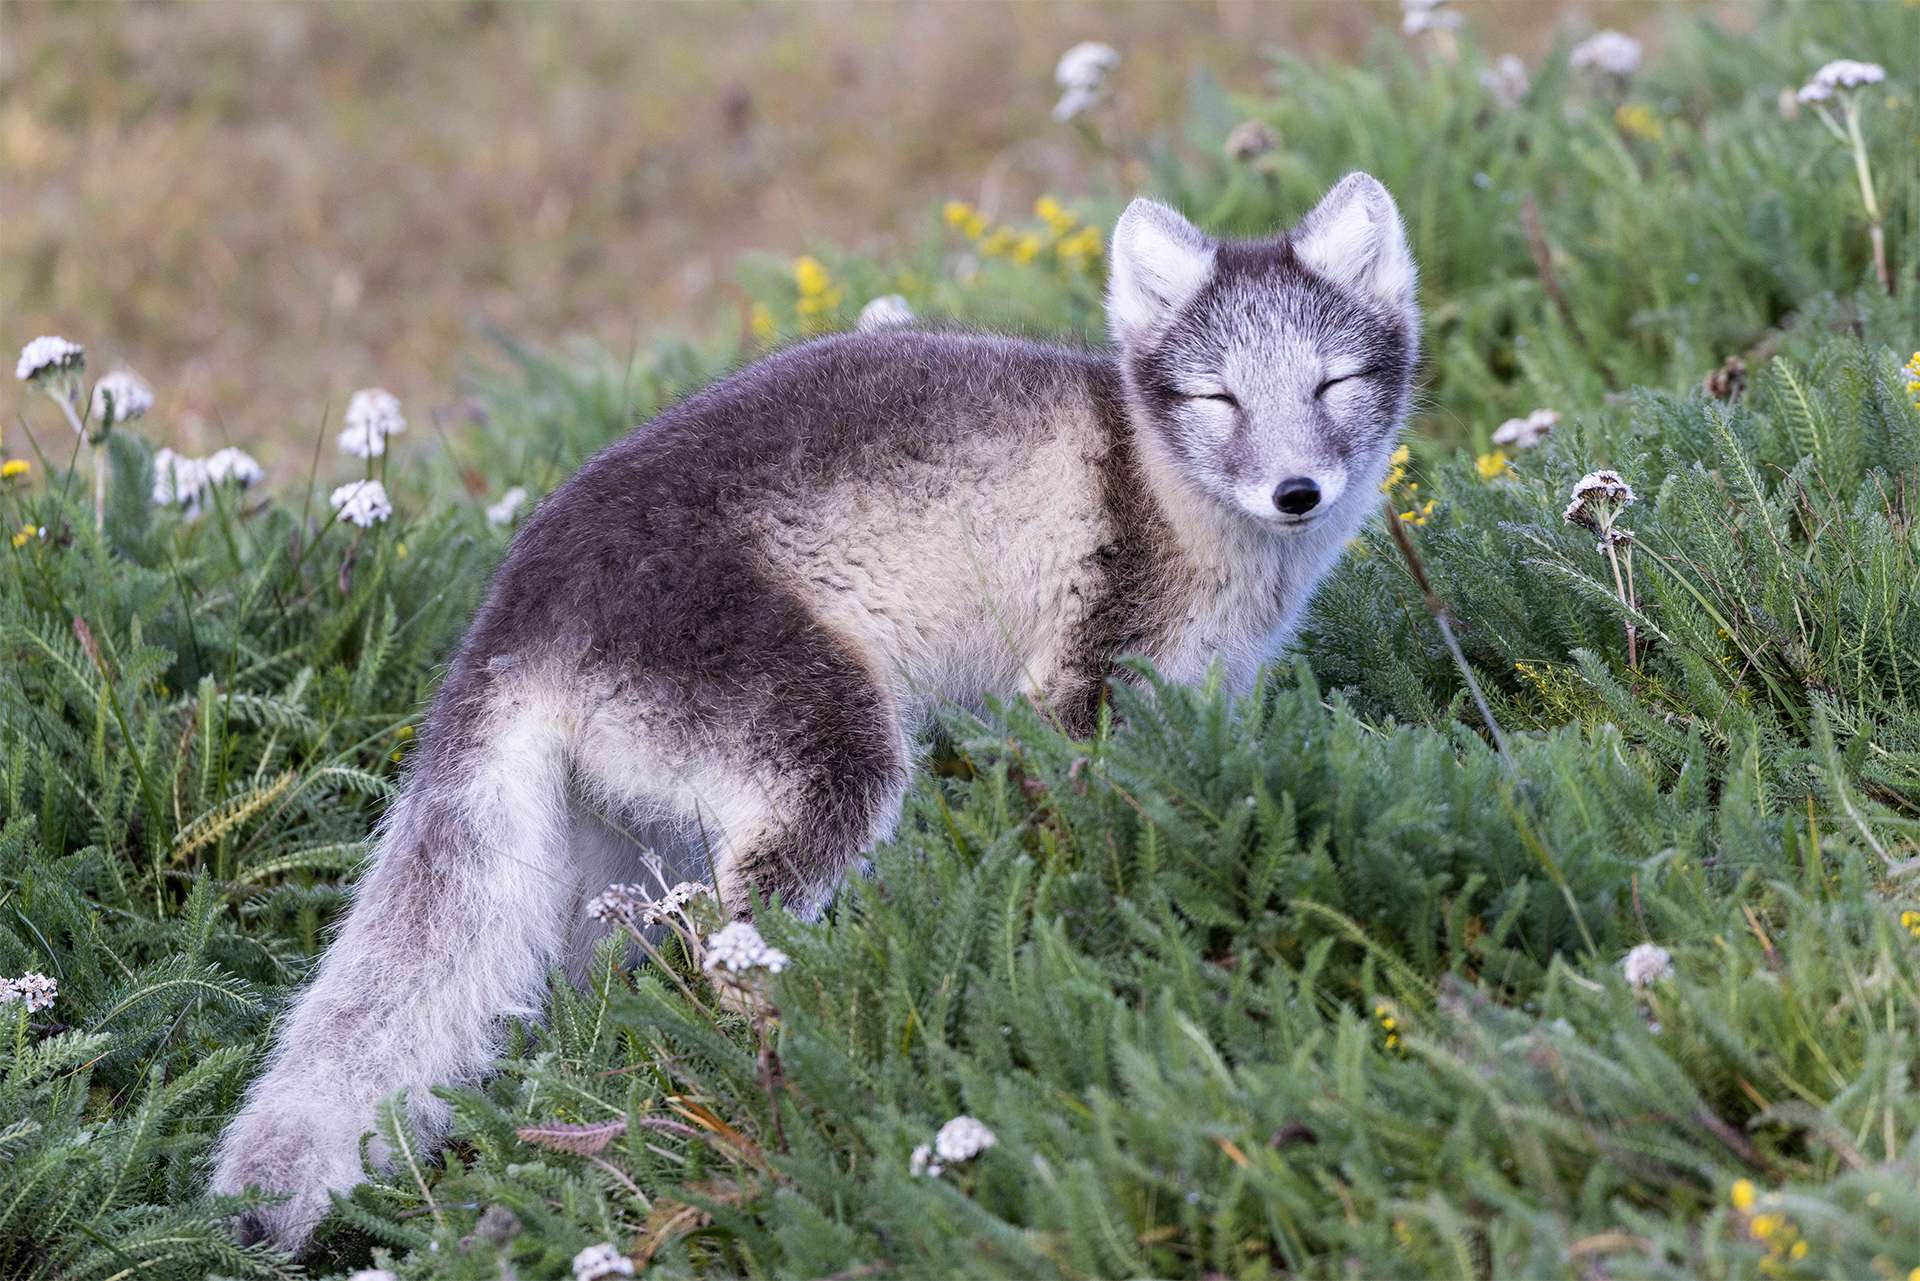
[90,369,154,429]
[1473,450,1511,482]
[1621,942,1674,987]
[1795,58,1885,104]
[151,444,263,516]
[1,971,58,1013]
[587,880,712,929]
[1400,0,1461,37]
[1900,909,1920,941]
[16,335,84,386]
[909,1114,997,1177]
[1492,407,1558,450]
[486,485,528,528]
[943,196,1103,273]
[1904,352,1919,412]
[1053,41,1119,122]
[1570,30,1642,79]
[329,478,393,528]
[1374,1002,1402,1052]
[856,293,916,332]
[338,387,407,460]
[1479,54,1529,108]
[1381,445,1433,525]
[1728,1181,1809,1269]
[1562,469,1634,537]
[702,920,790,975]
[793,255,845,321]
[571,1242,635,1280]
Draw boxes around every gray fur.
[212,172,1419,1251]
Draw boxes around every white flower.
[646,881,711,924]
[1562,468,1635,532]
[932,1115,997,1163]
[909,1142,941,1177]
[1401,0,1463,36]
[1806,59,1886,93]
[1491,407,1559,450]
[1,971,58,1013]
[346,1272,399,1281]
[337,420,386,460]
[204,446,263,488]
[571,1242,635,1281]
[89,369,154,427]
[1569,30,1642,78]
[856,295,916,332]
[701,920,790,974]
[1622,942,1674,988]
[346,387,406,438]
[588,880,712,927]
[329,478,393,528]
[486,485,528,528]
[152,447,210,509]
[1053,41,1118,121]
[16,335,84,383]
[1479,54,1530,108]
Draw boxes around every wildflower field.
[4,3,1920,1278]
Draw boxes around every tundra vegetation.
[3,3,1919,1277]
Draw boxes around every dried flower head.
[1569,30,1642,78]
[16,336,84,384]
[933,1115,998,1163]
[1401,0,1463,36]
[1053,41,1119,121]
[571,1242,635,1280]
[329,478,393,528]
[1491,408,1559,451]
[486,485,528,528]
[1562,469,1635,533]
[88,369,154,428]
[1622,942,1674,987]
[1479,54,1530,108]
[152,447,211,510]
[205,446,263,488]
[1797,58,1886,103]
[1704,355,1748,401]
[856,294,916,332]
[702,920,790,974]
[1594,526,1636,555]
[1224,118,1278,162]
[586,883,648,926]
[1,971,58,1012]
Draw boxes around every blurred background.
[3,1,1675,470]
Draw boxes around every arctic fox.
[213,172,1419,1250]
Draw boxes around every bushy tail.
[212,694,577,1251]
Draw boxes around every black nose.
[1273,477,1322,516]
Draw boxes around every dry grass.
[3,0,1647,471]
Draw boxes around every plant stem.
[50,392,104,532]
[1840,96,1890,293]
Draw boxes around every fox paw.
[211,1096,371,1253]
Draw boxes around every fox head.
[1107,172,1419,531]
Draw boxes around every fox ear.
[1290,172,1416,313]
[1107,198,1215,348]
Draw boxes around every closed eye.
[1189,391,1239,408]
[1315,369,1378,398]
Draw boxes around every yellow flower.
[793,255,832,297]
[978,227,1017,258]
[12,522,39,549]
[1013,232,1044,264]
[1614,103,1665,141]
[1788,1240,1806,1261]
[1730,1179,1756,1211]
[1382,444,1410,492]
[1055,224,1104,269]
[750,301,776,344]
[395,542,408,559]
[1474,450,1510,481]
[943,200,987,240]
[397,725,414,739]
[0,458,27,480]
[1749,1212,1783,1241]
[1035,195,1078,236]
[1399,499,1435,527]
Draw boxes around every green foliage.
[4,1,1919,1277]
